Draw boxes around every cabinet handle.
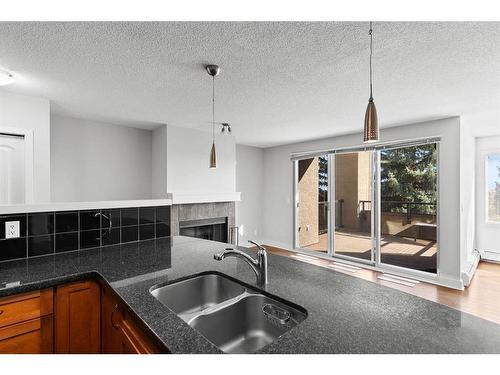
[111,304,120,330]
[0,309,3,315]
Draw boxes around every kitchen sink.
[150,272,307,353]
[150,273,245,317]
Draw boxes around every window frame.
[485,152,500,225]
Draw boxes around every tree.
[380,144,437,215]
[318,155,328,202]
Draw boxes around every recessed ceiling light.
[0,69,14,86]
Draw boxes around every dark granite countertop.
[1,236,499,353]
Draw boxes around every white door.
[0,134,25,204]
[476,136,500,261]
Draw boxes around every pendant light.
[363,22,379,143]
[206,64,220,168]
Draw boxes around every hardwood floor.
[261,245,500,325]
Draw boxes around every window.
[293,138,439,276]
[296,155,329,253]
[487,154,500,223]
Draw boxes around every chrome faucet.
[214,240,268,285]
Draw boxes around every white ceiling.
[0,22,498,147]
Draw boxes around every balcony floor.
[302,231,437,273]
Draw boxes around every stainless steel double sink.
[150,272,307,353]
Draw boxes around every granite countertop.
[1,236,499,353]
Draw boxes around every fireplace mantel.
[166,192,241,205]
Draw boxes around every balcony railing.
[360,200,436,224]
[317,200,436,234]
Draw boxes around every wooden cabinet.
[101,286,163,354]
[1,280,165,354]
[0,289,54,353]
[55,280,101,353]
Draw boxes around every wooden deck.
[303,231,437,273]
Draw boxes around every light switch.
[5,221,20,239]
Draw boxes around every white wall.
[475,135,500,261]
[235,145,264,246]
[51,115,153,202]
[152,125,167,198]
[262,117,463,288]
[459,120,478,284]
[0,91,50,203]
[166,125,236,195]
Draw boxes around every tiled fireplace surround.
[170,202,236,239]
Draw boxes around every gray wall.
[235,145,264,245]
[50,115,153,202]
[152,125,167,198]
[0,91,51,202]
[261,117,463,288]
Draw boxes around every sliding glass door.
[333,151,374,262]
[378,144,438,273]
[295,155,329,253]
[294,140,439,277]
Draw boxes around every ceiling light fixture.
[206,64,220,169]
[220,123,231,134]
[363,22,379,143]
[0,69,14,86]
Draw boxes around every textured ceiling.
[0,22,498,147]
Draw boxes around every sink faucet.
[214,240,268,285]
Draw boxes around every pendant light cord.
[369,21,373,101]
[212,75,215,143]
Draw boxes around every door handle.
[111,304,120,330]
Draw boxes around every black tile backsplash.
[139,207,155,225]
[156,206,170,223]
[121,208,139,226]
[102,209,121,228]
[80,230,101,249]
[55,232,79,253]
[0,205,170,262]
[55,211,78,233]
[0,238,27,261]
[121,226,138,243]
[139,224,155,240]
[156,223,170,238]
[80,210,101,231]
[102,227,120,246]
[0,214,27,238]
[28,235,54,257]
[28,212,54,236]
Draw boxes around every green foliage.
[380,144,437,215]
[318,155,328,202]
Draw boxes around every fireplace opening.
[179,217,228,243]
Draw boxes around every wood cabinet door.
[101,285,163,354]
[118,313,158,354]
[55,280,101,353]
[0,315,53,354]
[101,287,123,353]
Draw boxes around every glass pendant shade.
[209,142,217,168]
[363,98,378,143]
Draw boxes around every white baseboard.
[461,250,481,287]
[261,239,293,251]
[483,251,500,262]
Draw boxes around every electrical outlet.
[5,221,20,239]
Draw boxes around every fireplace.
[179,217,228,243]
